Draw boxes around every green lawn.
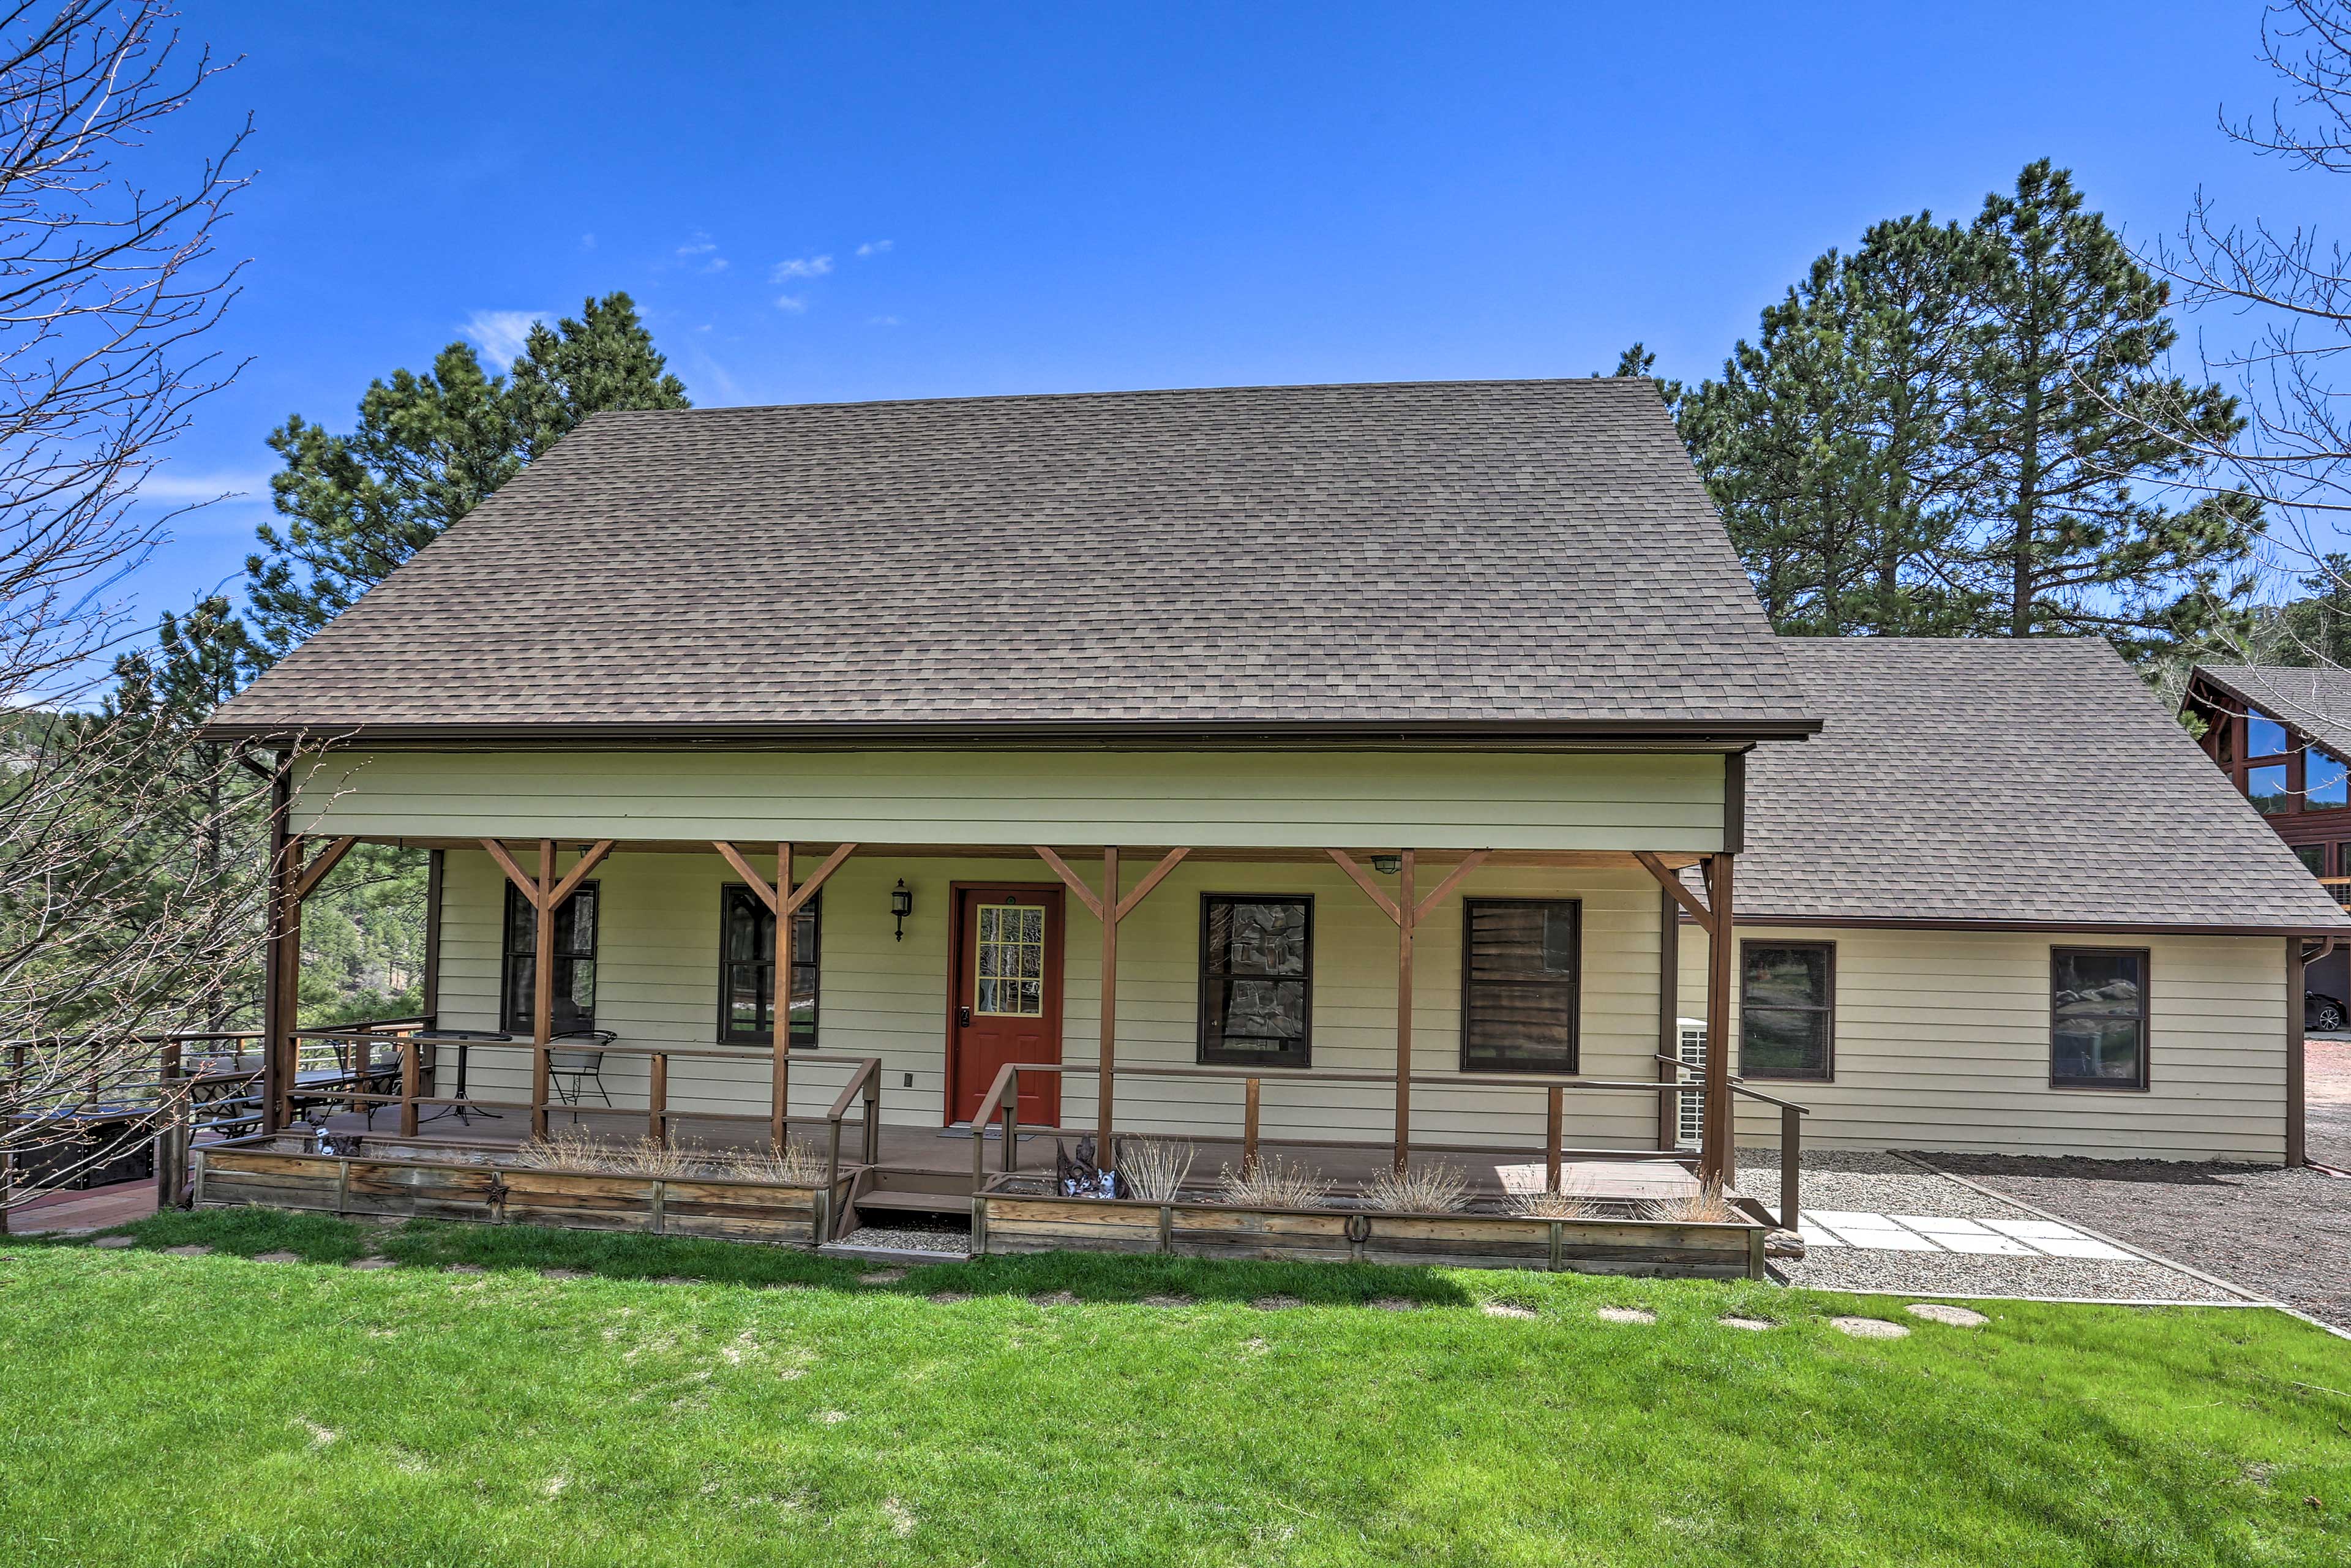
[3,1211,2347,1567]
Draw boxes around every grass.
[2,1211,2349,1567]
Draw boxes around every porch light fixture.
[890,879,913,941]
[1370,854,1401,875]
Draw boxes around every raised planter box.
[190,1136,850,1248]
[974,1179,1766,1278]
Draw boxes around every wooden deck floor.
[314,1105,1704,1201]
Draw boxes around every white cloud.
[774,294,808,313]
[770,255,833,281]
[580,232,596,250]
[460,309,547,366]
[855,239,893,257]
[676,231,718,257]
[867,315,901,328]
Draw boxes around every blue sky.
[126,1,2316,632]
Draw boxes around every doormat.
[937,1122,1037,1142]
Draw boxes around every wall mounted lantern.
[891,879,913,941]
[1370,854,1402,875]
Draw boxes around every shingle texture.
[207,380,1810,736]
[2191,664,2351,760]
[1736,639,2351,931]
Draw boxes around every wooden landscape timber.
[972,1179,1766,1278]
[190,1135,849,1247]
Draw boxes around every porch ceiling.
[348,839,1708,870]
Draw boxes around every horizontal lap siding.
[431,848,1671,1152]
[294,748,1726,852]
[1675,925,2287,1161]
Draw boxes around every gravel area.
[833,1220,970,1255]
[2307,1037,2351,1171]
[1922,1152,2351,1330]
[1734,1147,2239,1304]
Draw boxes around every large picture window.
[1199,895,1313,1067]
[2051,948,2149,1090]
[718,887,820,1047]
[1739,942,1833,1081]
[1460,899,1580,1072]
[501,882,599,1035]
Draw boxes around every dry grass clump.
[1363,1160,1471,1214]
[1215,1153,1332,1209]
[1642,1181,1738,1224]
[703,1139,830,1187]
[510,1130,693,1179]
[1507,1187,1609,1220]
[1116,1138,1196,1202]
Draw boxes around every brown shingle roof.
[1734,639,2351,932]
[2190,664,2351,760]
[205,379,1813,741]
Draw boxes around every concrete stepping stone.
[1030,1289,1078,1307]
[1906,1302,1989,1327]
[1369,1297,1419,1311]
[651,1275,697,1286]
[856,1269,909,1286]
[90,1234,135,1249]
[1595,1306,1655,1325]
[1979,1218,2132,1259]
[1249,1294,1302,1311]
[347,1257,398,1270]
[444,1263,484,1274]
[541,1268,587,1281]
[162,1245,212,1258]
[1481,1301,1539,1320]
[1138,1293,1193,1308]
[253,1250,301,1264]
[928,1291,972,1304]
[1719,1315,1775,1331]
[1830,1315,1910,1340]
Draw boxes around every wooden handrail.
[822,1056,886,1239]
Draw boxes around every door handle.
[958,1006,972,1026]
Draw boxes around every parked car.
[2307,991,2348,1032]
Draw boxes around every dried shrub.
[1643,1181,1738,1224]
[1116,1138,1196,1202]
[1363,1161,1471,1214]
[1214,1153,1332,1209]
[510,1130,695,1179]
[1507,1188,1608,1220]
[703,1139,830,1187]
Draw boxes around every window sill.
[2049,1079,2150,1093]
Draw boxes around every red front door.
[948,885,1064,1125]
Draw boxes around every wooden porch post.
[773,841,794,1153]
[1700,852,1736,1190]
[1393,849,1415,1173]
[2289,937,2308,1169]
[531,839,555,1139]
[260,764,294,1133]
[1656,885,1680,1149]
[1098,846,1119,1167]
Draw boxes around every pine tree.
[246,292,688,656]
[1951,160,2260,653]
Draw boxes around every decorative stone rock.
[1719,1315,1775,1331]
[90,1234,135,1250]
[1905,1302,1989,1328]
[1763,1229,1807,1259]
[253,1250,302,1264]
[1830,1315,1910,1340]
[1595,1306,1656,1325]
[1481,1302,1539,1320]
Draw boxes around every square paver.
[2025,1236,2135,1260]
[1932,1232,2038,1256]
[1891,1215,1993,1235]
[1796,1224,1846,1248]
[1979,1218,2088,1242]
[1816,1220,1940,1252]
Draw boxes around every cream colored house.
[203,380,2346,1207]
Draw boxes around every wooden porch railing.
[964,1058,1810,1231]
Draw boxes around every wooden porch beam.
[480,838,544,904]
[544,839,615,911]
[773,842,793,1153]
[711,840,778,910]
[1698,852,1736,1190]
[1324,849,1403,926]
[293,835,358,903]
[531,839,555,1141]
[1393,850,1416,1172]
[785,841,858,915]
[1411,849,1490,924]
[1634,850,1714,935]
[1114,847,1191,921]
[1030,845,1106,922]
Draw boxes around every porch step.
[818,1240,970,1265]
[852,1188,973,1217]
[860,1166,975,1199]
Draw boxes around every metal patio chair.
[546,1030,618,1117]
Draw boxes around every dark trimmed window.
[2052,948,2149,1089]
[2311,749,2350,810]
[2297,844,2328,877]
[1199,895,1312,1067]
[718,887,820,1047]
[501,882,598,1035]
[1460,899,1580,1072]
[1739,942,1833,1081]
